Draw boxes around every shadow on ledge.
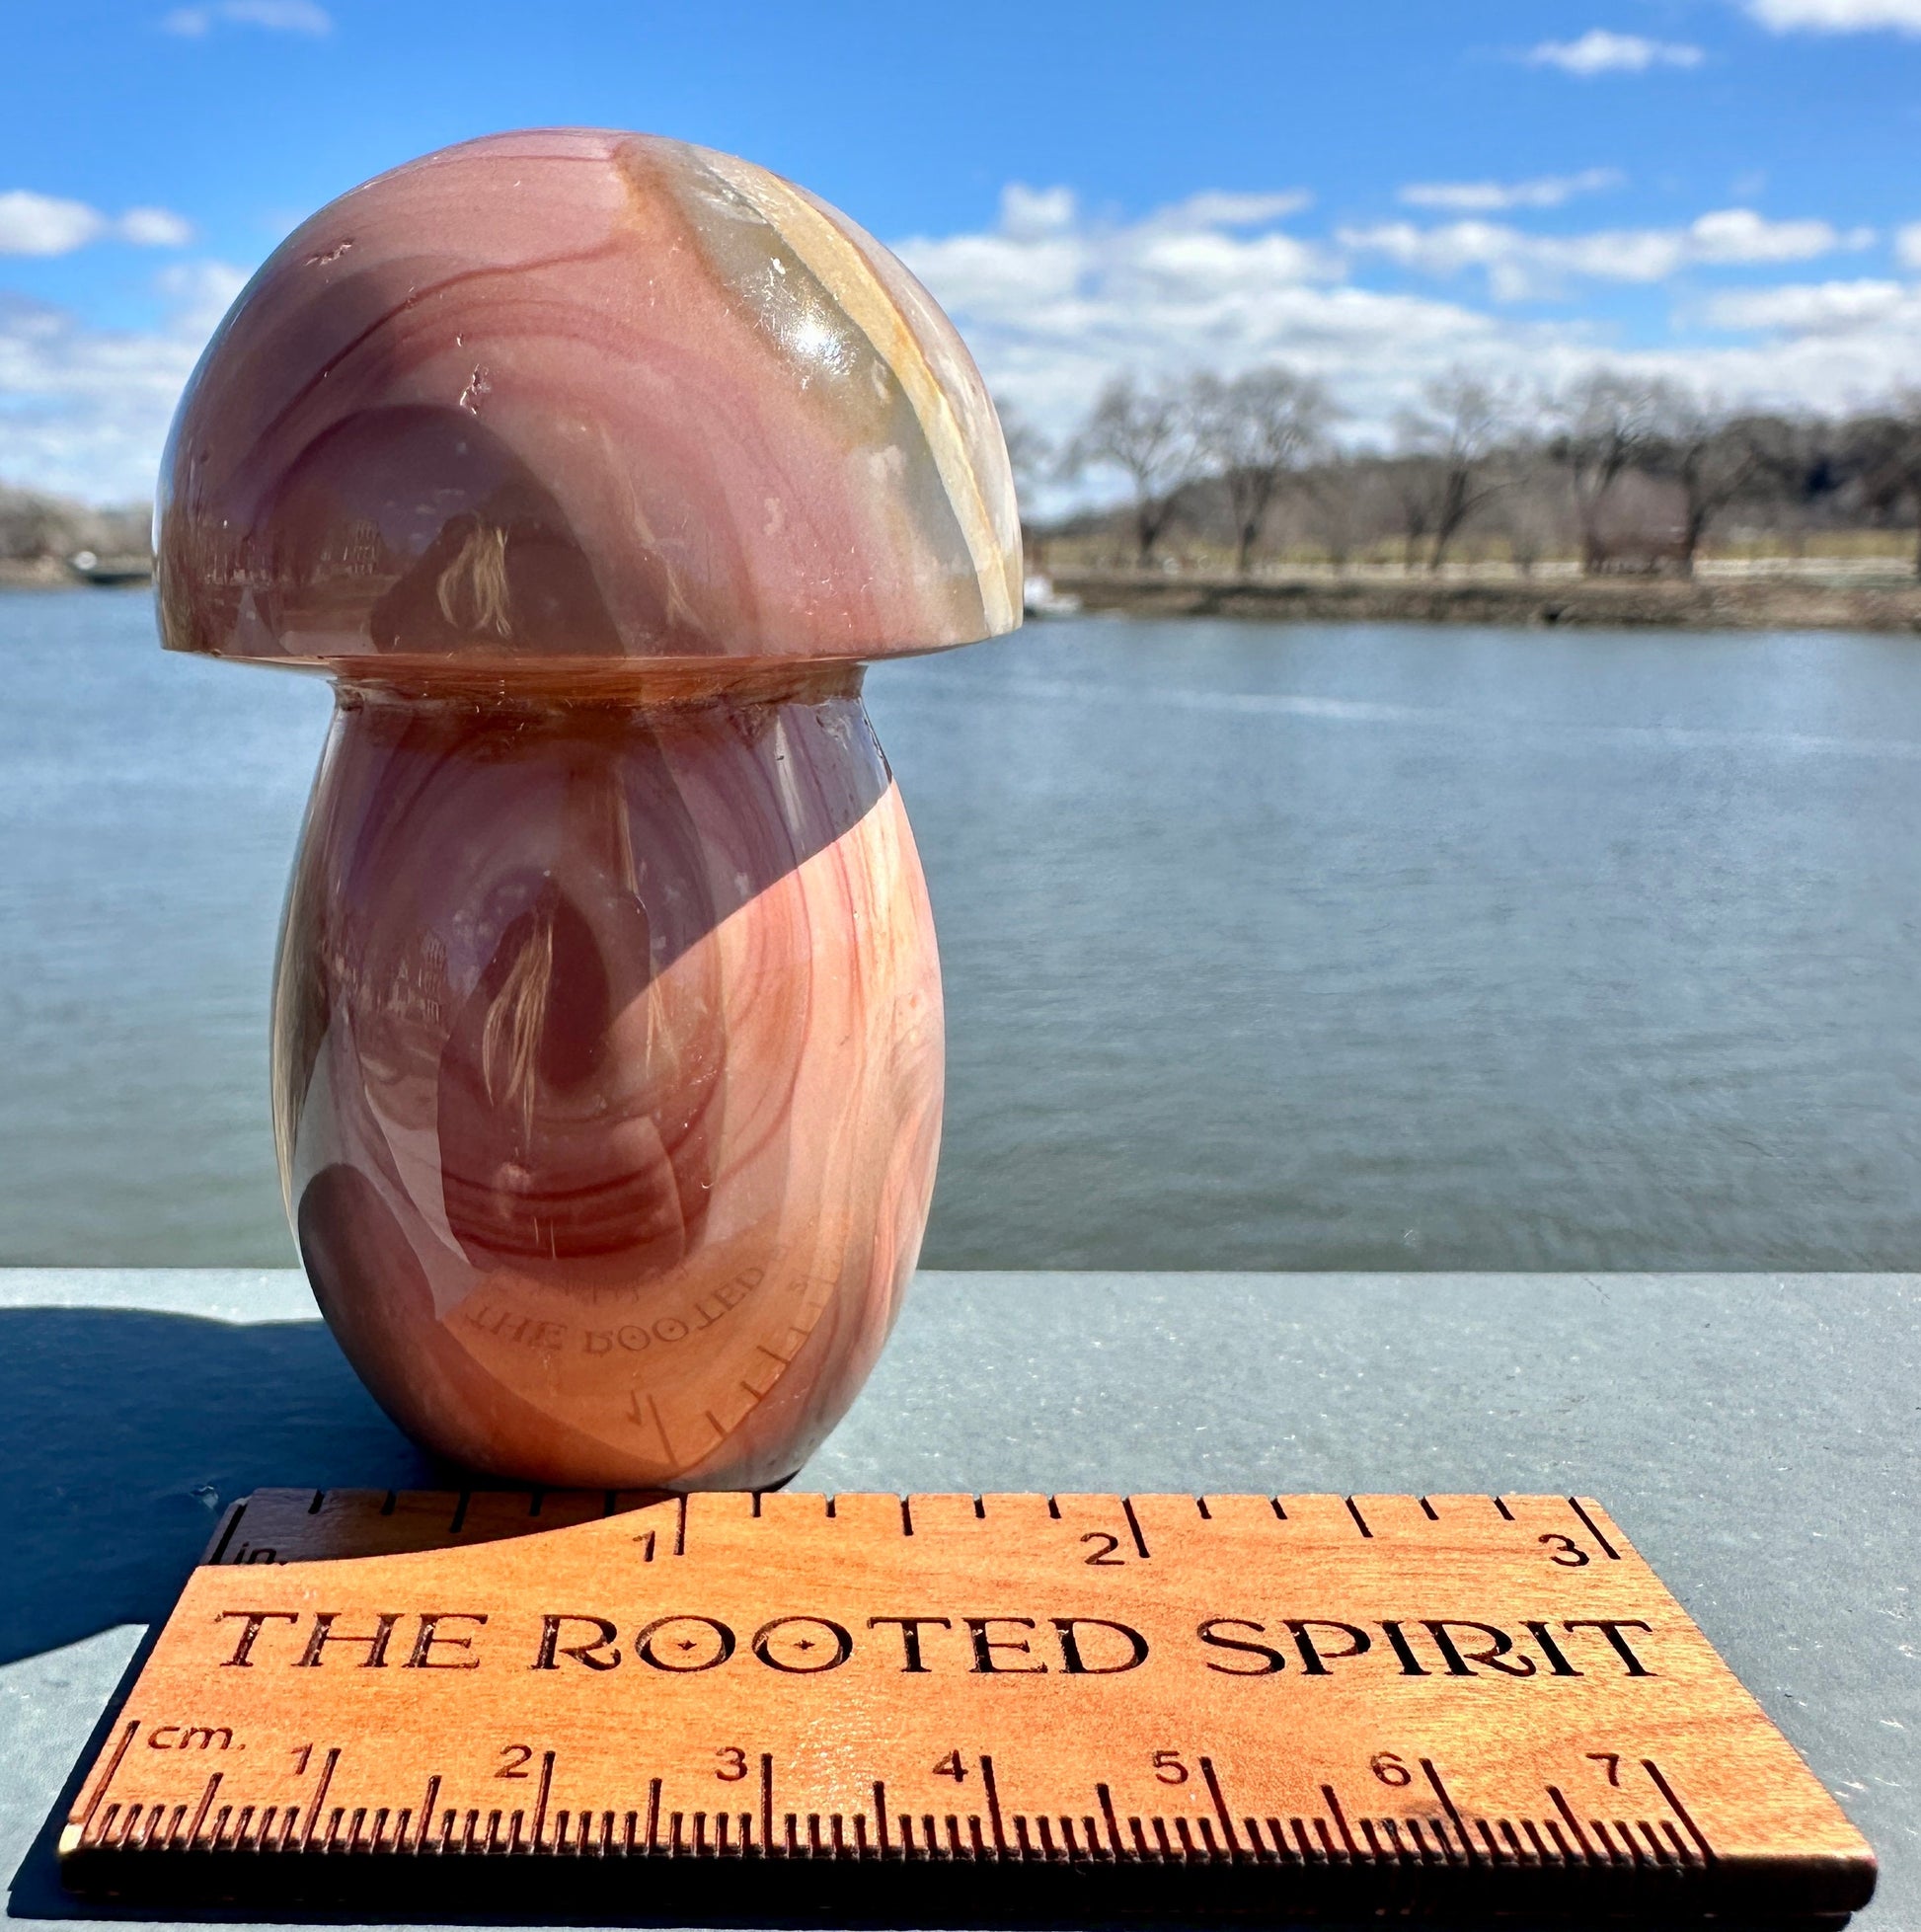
[0,1309,1874,1932]
[0,1306,437,1668]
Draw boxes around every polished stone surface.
[156,130,1022,671]
[278,676,942,1488]
[1,1270,1912,1928]
[155,131,1023,1486]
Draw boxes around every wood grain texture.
[60,1489,1875,1920]
[276,675,941,1488]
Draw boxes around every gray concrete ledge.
[1,1271,1913,1928]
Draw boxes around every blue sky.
[5,0,1921,501]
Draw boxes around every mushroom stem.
[273,674,943,1488]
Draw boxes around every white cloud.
[6,179,1917,506]
[1526,30,1706,73]
[997,184,1077,241]
[895,190,1564,462]
[153,259,250,335]
[894,187,1921,482]
[1156,191,1314,228]
[0,191,193,256]
[163,0,332,35]
[1743,0,1921,30]
[0,193,106,256]
[1688,207,1873,261]
[0,261,248,502]
[116,206,195,247]
[897,186,1338,337]
[1400,169,1624,213]
[1341,208,1871,299]
[1700,278,1911,333]
[1896,223,1921,269]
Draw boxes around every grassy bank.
[1048,566,1921,634]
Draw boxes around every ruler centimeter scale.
[60,1488,1875,1920]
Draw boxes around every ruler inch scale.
[59,1487,1874,1922]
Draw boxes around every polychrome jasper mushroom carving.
[158,130,1021,1488]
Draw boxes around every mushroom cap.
[157,130,1021,674]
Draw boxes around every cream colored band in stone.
[698,147,1019,639]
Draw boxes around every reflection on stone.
[159,130,1021,1486]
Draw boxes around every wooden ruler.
[60,1489,1874,1920]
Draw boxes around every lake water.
[3,588,1917,1271]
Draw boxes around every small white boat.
[1023,572,1081,617]
[66,550,154,587]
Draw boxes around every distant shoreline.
[0,558,151,590]
[8,557,1920,636]
[1046,567,1921,635]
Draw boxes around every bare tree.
[1065,373,1196,568]
[1304,456,1396,573]
[1382,456,1438,573]
[1393,370,1516,572]
[1548,370,1664,575]
[0,486,151,564]
[1498,446,1568,576]
[994,397,1053,569]
[1641,384,1774,577]
[1189,365,1338,575]
[1853,388,1921,580]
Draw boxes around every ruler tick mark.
[1323,1784,1358,1857]
[187,1772,220,1848]
[299,1748,338,1853]
[1643,1758,1716,1864]
[1120,1496,1151,1559]
[75,1720,137,1837]
[1199,1755,1239,1854]
[1422,1758,1474,1863]
[981,1753,1006,1853]
[1568,1497,1620,1560]
[532,1749,553,1850]
[207,1503,247,1564]
[1345,1497,1373,1539]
